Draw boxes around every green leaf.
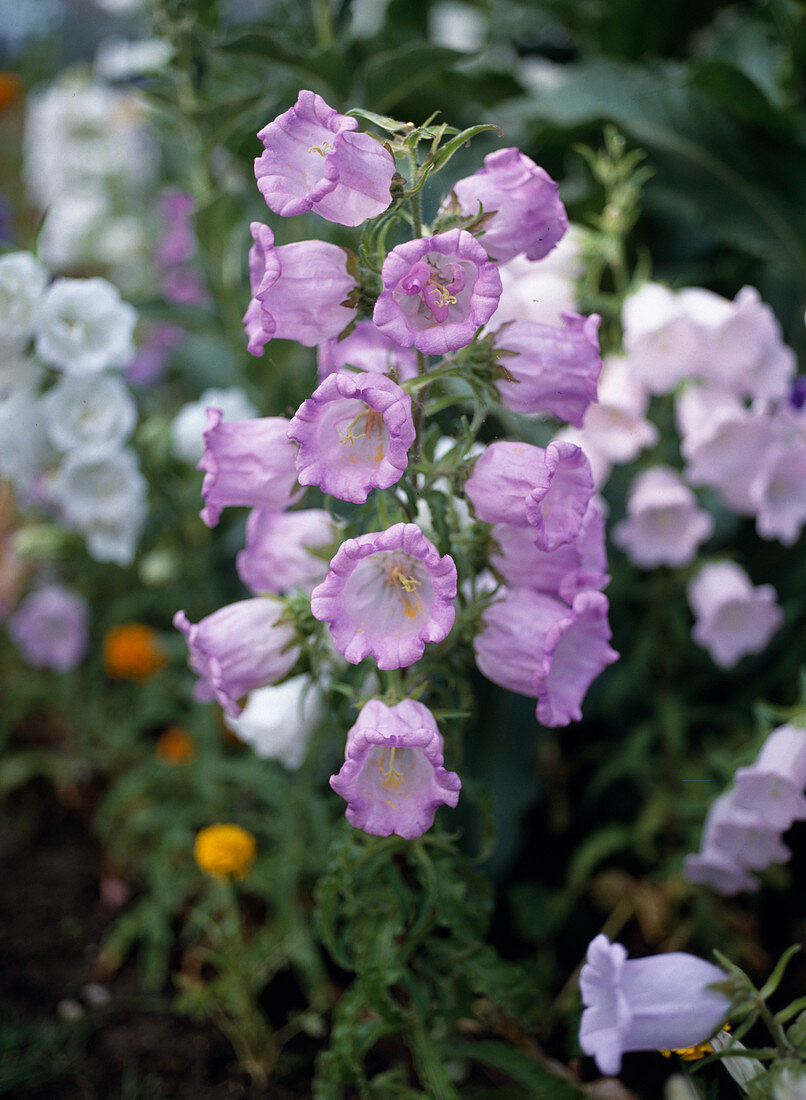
[362,44,464,113]
[758,944,801,1000]
[448,1040,585,1098]
[428,124,504,175]
[500,58,806,292]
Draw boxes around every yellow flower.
[103,623,168,681]
[194,824,256,879]
[155,726,196,764]
[660,1024,730,1060]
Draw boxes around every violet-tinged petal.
[236,508,339,595]
[465,440,547,527]
[8,584,88,671]
[173,597,300,718]
[683,849,759,897]
[447,147,568,262]
[199,408,301,528]
[524,440,595,552]
[287,371,415,504]
[243,222,357,354]
[490,502,609,603]
[254,90,395,227]
[732,725,806,829]
[473,587,617,725]
[329,698,461,839]
[373,230,502,355]
[492,314,602,427]
[310,523,457,670]
[532,590,619,727]
[317,319,418,382]
[612,466,714,569]
[687,561,783,669]
[579,934,731,1076]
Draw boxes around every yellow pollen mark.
[307,141,332,156]
[429,281,457,307]
[378,747,404,789]
[660,1025,730,1061]
[338,408,384,449]
[387,566,422,620]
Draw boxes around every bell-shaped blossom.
[683,400,774,515]
[492,314,602,427]
[0,387,52,495]
[613,467,713,569]
[8,584,88,671]
[562,356,658,487]
[311,522,457,669]
[578,934,731,1076]
[751,406,806,546]
[224,674,322,770]
[35,277,137,374]
[237,508,339,595]
[243,222,357,354]
[82,504,146,566]
[465,439,595,552]
[255,90,395,227]
[198,408,301,528]
[329,698,461,839]
[687,562,783,669]
[490,502,609,603]
[288,371,415,504]
[0,251,48,351]
[683,846,759,897]
[49,446,146,528]
[171,387,258,464]
[623,283,795,402]
[174,597,300,717]
[446,147,567,262]
[42,374,137,454]
[691,791,792,875]
[125,322,183,388]
[373,229,502,355]
[474,587,617,726]
[316,320,418,382]
[732,725,806,830]
[490,231,582,329]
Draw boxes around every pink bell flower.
[446,147,568,262]
[330,698,461,839]
[236,508,339,595]
[316,319,418,382]
[579,934,731,1076]
[254,90,395,227]
[243,222,357,354]
[287,370,415,504]
[198,408,301,528]
[612,466,714,569]
[687,561,783,669]
[373,229,502,355]
[310,522,457,669]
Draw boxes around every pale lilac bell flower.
[255,90,395,227]
[329,698,461,839]
[732,725,806,830]
[310,522,457,670]
[373,229,502,355]
[243,222,357,354]
[8,583,88,671]
[492,313,602,427]
[612,466,714,569]
[198,408,301,528]
[236,508,339,595]
[687,561,783,669]
[465,439,595,552]
[316,320,418,382]
[446,146,568,262]
[287,370,415,504]
[174,597,300,717]
[490,230,582,329]
[571,355,658,467]
[578,934,731,1076]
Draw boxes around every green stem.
[312,0,334,48]
[407,150,424,238]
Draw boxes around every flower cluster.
[0,251,147,565]
[684,724,806,895]
[177,89,618,839]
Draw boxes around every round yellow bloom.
[103,623,168,681]
[194,824,256,879]
[155,726,196,764]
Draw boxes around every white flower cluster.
[23,72,158,293]
[0,251,146,565]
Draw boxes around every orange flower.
[155,726,195,764]
[0,72,22,112]
[103,623,168,681]
[194,824,256,879]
